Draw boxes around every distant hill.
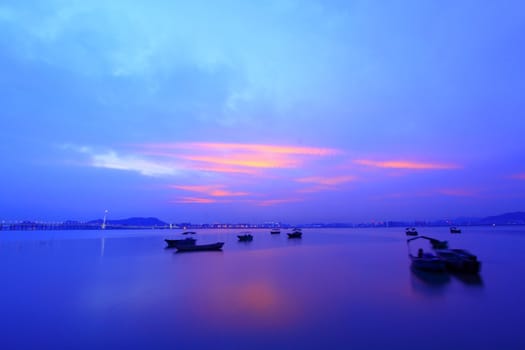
[88,217,168,227]
[477,212,525,225]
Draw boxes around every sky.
[1,0,524,224]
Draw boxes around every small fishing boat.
[182,231,197,235]
[450,227,461,234]
[270,228,281,234]
[409,251,446,272]
[419,235,449,249]
[407,236,446,272]
[175,242,224,252]
[405,227,418,236]
[287,228,302,239]
[434,248,481,274]
[164,237,196,248]
[238,232,253,241]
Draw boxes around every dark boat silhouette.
[238,232,253,241]
[165,238,196,248]
[175,242,224,252]
[407,236,446,272]
[287,228,302,239]
[405,227,418,236]
[434,248,481,274]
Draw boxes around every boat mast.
[101,209,108,230]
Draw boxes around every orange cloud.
[354,159,459,170]
[180,154,298,169]
[137,142,342,173]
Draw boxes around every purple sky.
[1,0,524,223]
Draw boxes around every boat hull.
[175,242,224,252]
[410,254,446,272]
[165,238,196,248]
[238,234,253,241]
[435,249,481,274]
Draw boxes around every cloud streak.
[354,159,460,170]
[136,142,342,178]
[171,184,249,197]
[296,175,356,186]
[64,145,180,177]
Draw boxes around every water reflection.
[410,267,450,296]
[1,228,523,350]
[453,273,484,287]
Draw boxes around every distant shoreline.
[2,222,524,232]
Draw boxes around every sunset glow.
[142,142,341,156]
[2,0,523,223]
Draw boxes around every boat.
[175,242,224,252]
[409,250,446,272]
[182,231,197,235]
[408,235,448,249]
[287,228,302,239]
[405,227,418,236]
[164,237,196,248]
[450,227,461,234]
[270,228,281,234]
[238,232,253,241]
[420,235,448,249]
[434,248,481,274]
[408,236,481,274]
[407,236,446,272]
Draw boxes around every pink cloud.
[136,142,343,174]
[296,175,356,186]
[253,198,303,206]
[179,154,299,169]
[171,184,249,197]
[142,142,341,156]
[354,159,460,170]
[172,197,220,204]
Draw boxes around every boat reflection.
[453,272,484,287]
[410,266,450,296]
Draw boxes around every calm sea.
[1,226,524,349]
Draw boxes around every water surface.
[1,227,524,349]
